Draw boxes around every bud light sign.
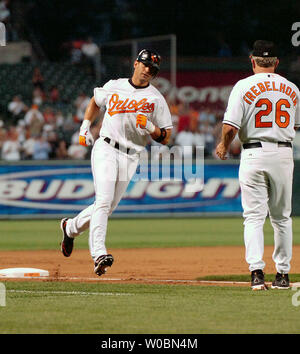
[0,162,242,218]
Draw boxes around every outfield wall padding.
[0,160,299,218]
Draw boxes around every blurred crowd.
[0,66,101,161]
[0,97,241,163]
[62,37,102,80]
[162,100,241,159]
[0,101,97,161]
[0,66,242,162]
[0,0,18,42]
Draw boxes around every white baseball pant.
[239,142,294,274]
[66,138,139,260]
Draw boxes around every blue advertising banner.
[0,162,242,218]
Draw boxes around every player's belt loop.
[278,142,292,148]
[243,142,292,149]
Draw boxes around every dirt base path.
[1,245,300,285]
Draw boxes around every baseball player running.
[60,49,173,276]
[216,40,300,290]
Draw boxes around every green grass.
[1,217,300,334]
[1,217,300,251]
[1,281,300,334]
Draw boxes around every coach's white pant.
[66,138,139,261]
[239,143,293,274]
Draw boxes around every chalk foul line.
[7,289,133,296]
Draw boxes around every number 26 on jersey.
[255,98,290,128]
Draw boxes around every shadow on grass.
[196,274,300,282]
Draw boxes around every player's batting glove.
[79,120,94,147]
[136,114,155,134]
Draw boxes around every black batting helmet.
[136,49,161,76]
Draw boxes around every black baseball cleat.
[60,218,74,257]
[251,269,268,291]
[94,254,114,276]
[271,273,290,289]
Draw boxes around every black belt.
[104,137,132,154]
[243,142,292,149]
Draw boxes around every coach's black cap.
[252,40,277,57]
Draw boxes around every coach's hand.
[79,120,94,146]
[215,142,228,160]
[136,113,155,134]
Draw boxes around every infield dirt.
[1,245,300,284]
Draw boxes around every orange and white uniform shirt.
[224,73,300,143]
[94,78,173,153]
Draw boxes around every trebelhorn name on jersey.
[223,73,300,143]
[243,78,298,106]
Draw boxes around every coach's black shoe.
[271,273,290,289]
[251,269,268,291]
[94,254,114,276]
[60,218,74,257]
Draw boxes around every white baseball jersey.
[94,78,173,152]
[223,73,300,143]
[66,78,173,260]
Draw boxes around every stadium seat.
[0,62,98,120]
